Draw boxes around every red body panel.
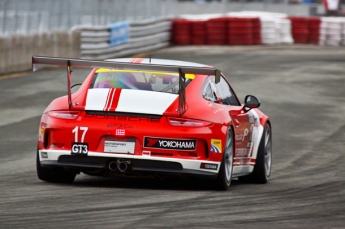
[39,111,227,162]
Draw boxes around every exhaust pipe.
[118,162,128,172]
[109,161,118,171]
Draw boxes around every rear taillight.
[48,111,80,120]
[168,117,212,127]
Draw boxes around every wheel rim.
[264,125,272,178]
[224,131,233,182]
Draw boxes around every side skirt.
[232,165,254,177]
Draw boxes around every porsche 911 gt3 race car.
[33,56,272,190]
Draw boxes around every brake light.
[48,111,80,119]
[168,117,212,127]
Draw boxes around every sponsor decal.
[109,21,129,46]
[235,128,249,141]
[144,137,197,150]
[236,148,249,157]
[200,163,218,170]
[107,123,133,128]
[116,129,125,136]
[254,116,259,127]
[239,158,250,166]
[38,126,45,142]
[104,140,135,154]
[84,114,160,123]
[210,139,222,153]
[234,158,256,166]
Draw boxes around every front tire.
[36,150,76,183]
[214,128,234,191]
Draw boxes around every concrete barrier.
[1,37,12,74]
[0,29,81,75]
[0,36,11,73]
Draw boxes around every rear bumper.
[39,149,220,178]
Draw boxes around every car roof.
[106,58,211,68]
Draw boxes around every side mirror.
[71,83,82,93]
[244,95,260,111]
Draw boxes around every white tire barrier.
[171,11,345,47]
[79,17,172,60]
[320,17,345,46]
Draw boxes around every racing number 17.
[72,126,88,142]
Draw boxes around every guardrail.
[79,17,173,60]
[0,0,174,36]
[0,17,173,75]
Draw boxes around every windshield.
[90,69,194,94]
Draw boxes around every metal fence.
[0,0,175,35]
[0,0,330,36]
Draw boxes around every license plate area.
[104,139,135,154]
[71,142,88,155]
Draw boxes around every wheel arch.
[250,109,271,162]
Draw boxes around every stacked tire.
[172,19,191,45]
[261,18,277,45]
[277,18,294,44]
[251,18,262,45]
[206,17,228,45]
[289,17,309,44]
[228,18,253,45]
[191,20,207,45]
[308,17,321,44]
[319,18,344,46]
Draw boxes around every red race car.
[33,56,272,190]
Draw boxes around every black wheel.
[239,122,272,184]
[214,128,234,191]
[36,150,76,183]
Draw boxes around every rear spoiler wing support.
[67,60,72,109]
[178,68,187,116]
[32,56,221,113]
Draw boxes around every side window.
[202,82,218,103]
[215,76,240,106]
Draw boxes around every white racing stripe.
[116,89,178,115]
[85,88,110,111]
[85,88,178,115]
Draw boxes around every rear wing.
[32,56,221,115]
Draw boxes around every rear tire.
[214,128,234,191]
[239,122,272,184]
[36,150,76,183]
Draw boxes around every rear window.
[90,69,194,94]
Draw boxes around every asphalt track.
[0,45,344,229]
